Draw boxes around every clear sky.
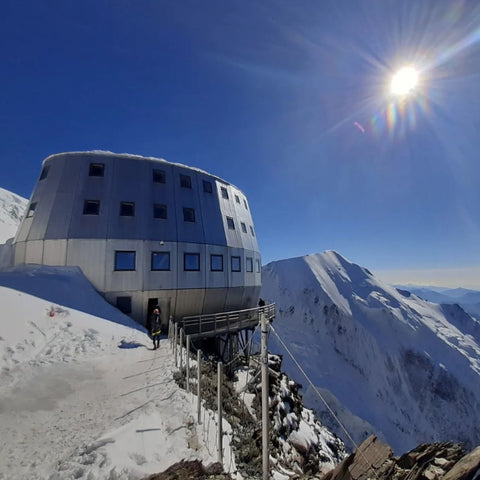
[2,0,480,288]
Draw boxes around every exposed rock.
[142,459,230,479]
[442,445,480,480]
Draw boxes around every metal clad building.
[13,152,261,325]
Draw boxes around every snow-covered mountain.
[261,251,480,454]
[0,187,27,244]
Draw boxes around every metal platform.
[178,303,275,339]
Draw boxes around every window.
[256,259,261,273]
[116,296,132,314]
[153,169,166,183]
[183,207,195,222]
[203,180,213,193]
[83,200,100,215]
[39,165,49,180]
[120,202,135,216]
[115,251,136,271]
[246,257,253,272]
[151,252,170,271]
[244,199,248,210]
[221,187,229,199]
[153,203,167,219]
[210,254,223,272]
[26,202,37,218]
[184,253,200,271]
[235,194,240,204]
[226,217,235,230]
[180,174,192,188]
[241,222,247,233]
[250,226,255,237]
[231,256,241,272]
[89,163,104,177]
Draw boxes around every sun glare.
[390,66,419,96]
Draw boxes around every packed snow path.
[0,286,230,480]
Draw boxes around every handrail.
[178,303,275,338]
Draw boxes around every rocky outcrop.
[324,436,480,480]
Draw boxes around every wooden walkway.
[178,303,275,339]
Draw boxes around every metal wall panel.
[176,242,206,289]
[14,213,33,243]
[205,244,228,288]
[66,239,107,291]
[224,286,245,312]
[227,247,246,288]
[43,239,67,266]
[174,288,206,319]
[25,240,44,264]
[202,287,228,314]
[217,183,243,249]
[231,187,257,251]
[104,239,144,292]
[14,241,26,264]
[198,177,227,245]
[143,240,178,290]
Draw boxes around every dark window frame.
[114,251,136,271]
[231,256,241,272]
[221,187,229,199]
[246,257,253,272]
[26,202,37,218]
[184,252,200,271]
[235,194,240,204]
[116,296,132,314]
[83,199,100,215]
[39,165,50,180]
[210,254,224,272]
[153,203,167,219]
[226,216,235,230]
[120,201,135,217]
[203,180,213,193]
[89,163,105,177]
[183,207,196,223]
[244,199,248,210]
[180,174,192,189]
[256,259,261,273]
[153,169,166,184]
[241,222,247,233]
[151,251,171,271]
[250,226,255,237]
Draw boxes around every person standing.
[150,306,161,350]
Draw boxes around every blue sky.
[2,0,480,287]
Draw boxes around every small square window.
[235,195,240,204]
[116,296,132,314]
[151,252,170,271]
[89,163,105,177]
[231,256,241,272]
[244,199,248,210]
[115,251,136,271]
[83,200,100,215]
[153,203,167,219]
[210,254,223,272]
[120,202,135,216]
[183,207,195,223]
[26,202,37,218]
[256,259,261,273]
[153,169,166,183]
[39,165,49,180]
[184,253,200,271]
[203,180,213,193]
[241,222,247,233]
[250,226,255,237]
[246,257,253,272]
[221,187,229,199]
[180,174,192,188]
[226,217,235,230]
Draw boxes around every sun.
[390,66,419,96]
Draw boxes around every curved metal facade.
[13,152,261,325]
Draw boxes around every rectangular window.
[153,203,167,219]
[26,202,37,218]
[83,200,100,215]
[235,194,240,204]
[180,174,192,188]
[203,180,213,193]
[89,163,105,177]
[250,226,255,237]
[120,202,135,216]
[241,222,247,233]
[153,169,166,183]
[246,257,253,272]
[183,207,195,223]
[115,251,136,271]
[256,259,261,273]
[116,296,132,314]
[221,187,229,199]
[244,199,248,210]
[210,254,223,272]
[39,165,49,180]
[184,253,200,271]
[226,216,235,230]
[231,256,241,272]
[151,252,170,271]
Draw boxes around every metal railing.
[178,303,275,338]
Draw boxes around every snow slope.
[0,187,27,244]
[261,251,480,454]
[0,266,237,480]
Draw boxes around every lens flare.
[391,66,419,96]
